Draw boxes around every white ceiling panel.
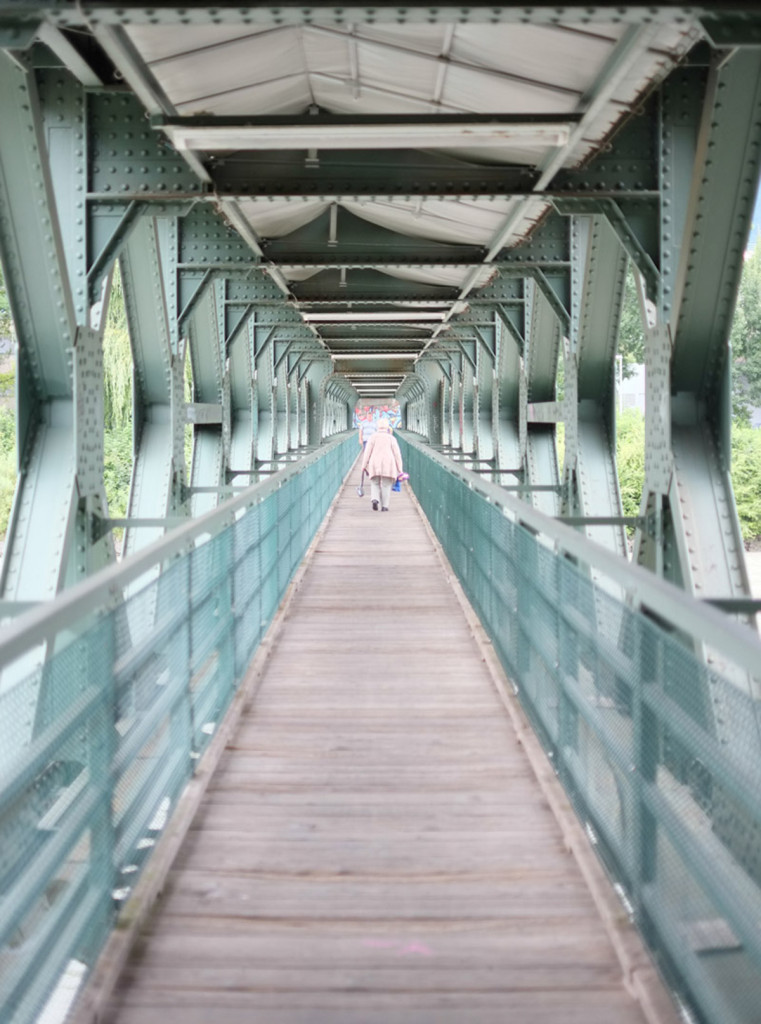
[160,28,306,112]
[440,65,579,117]
[450,24,620,96]
[355,41,440,104]
[433,143,555,167]
[116,15,702,331]
[238,198,328,238]
[128,24,272,64]
[342,197,514,247]
[280,266,323,282]
[380,265,497,289]
[301,25,354,76]
[309,75,445,115]
[354,24,450,57]
[175,75,312,117]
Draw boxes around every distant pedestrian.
[360,418,403,512]
[358,416,377,449]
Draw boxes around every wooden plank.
[119,963,627,992]
[153,873,600,921]
[173,834,571,873]
[101,483,664,1024]
[141,918,617,959]
[107,989,649,1024]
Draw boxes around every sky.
[748,188,761,253]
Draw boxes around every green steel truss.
[0,4,756,613]
[1,7,758,613]
[1,7,761,1024]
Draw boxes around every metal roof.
[84,10,701,389]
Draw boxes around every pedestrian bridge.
[2,433,761,1024]
[3,4,761,1024]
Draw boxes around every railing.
[0,433,356,1024]
[399,432,761,1024]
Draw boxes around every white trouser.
[370,476,394,508]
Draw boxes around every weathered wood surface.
[103,476,657,1024]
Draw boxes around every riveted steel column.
[187,279,227,515]
[564,215,628,556]
[452,363,464,451]
[638,53,761,612]
[0,52,100,602]
[442,363,454,447]
[120,216,186,558]
[255,325,275,460]
[459,349,475,457]
[288,358,299,450]
[475,318,496,465]
[274,344,289,454]
[228,311,256,483]
[523,278,561,516]
[405,361,441,441]
[493,305,523,481]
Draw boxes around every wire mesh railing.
[0,432,356,1024]
[399,431,761,1024]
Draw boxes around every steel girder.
[0,13,759,631]
[523,277,563,517]
[402,47,759,618]
[119,216,186,557]
[186,279,227,517]
[319,374,356,439]
[633,53,761,617]
[562,215,628,557]
[0,49,336,602]
[0,52,114,604]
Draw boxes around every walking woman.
[360,418,404,511]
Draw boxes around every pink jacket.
[361,431,403,480]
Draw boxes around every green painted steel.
[0,433,356,1024]
[119,219,187,561]
[399,432,761,1024]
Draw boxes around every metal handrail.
[0,431,354,669]
[399,431,761,679]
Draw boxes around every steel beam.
[186,279,227,516]
[636,51,761,625]
[562,215,628,557]
[119,217,187,559]
[523,278,561,517]
[0,52,114,604]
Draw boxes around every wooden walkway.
[102,472,675,1024]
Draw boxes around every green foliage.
[731,420,761,541]
[0,407,16,539]
[103,422,132,519]
[617,265,645,378]
[0,262,14,341]
[184,347,194,479]
[102,265,134,527]
[616,408,645,520]
[103,266,133,430]
[730,245,761,422]
[0,369,14,396]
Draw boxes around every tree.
[730,244,761,422]
[617,265,645,377]
[103,267,133,430]
[0,262,14,342]
[616,407,645,521]
[731,420,761,541]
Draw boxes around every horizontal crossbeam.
[159,113,577,152]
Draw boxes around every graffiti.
[353,401,401,429]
